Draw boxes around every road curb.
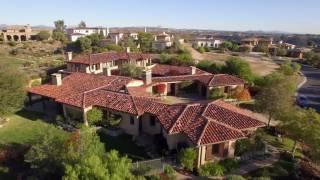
[297,72,307,90]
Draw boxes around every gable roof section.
[152,74,245,87]
[151,64,209,76]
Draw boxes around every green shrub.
[198,47,205,53]
[196,60,213,72]
[37,31,51,41]
[8,41,16,47]
[179,148,197,171]
[164,165,176,180]
[235,139,253,156]
[86,107,103,126]
[208,88,225,100]
[220,158,239,173]
[198,162,225,177]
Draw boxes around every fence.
[132,157,177,176]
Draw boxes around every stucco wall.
[162,130,192,150]
[140,114,161,135]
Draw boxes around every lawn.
[98,132,150,161]
[0,110,69,145]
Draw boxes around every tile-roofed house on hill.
[64,51,152,75]
[27,71,264,167]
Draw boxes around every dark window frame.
[130,116,135,125]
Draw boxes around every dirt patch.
[182,43,279,76]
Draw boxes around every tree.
[105,44,123,52]
[76,37,92,53]
[63,128,134,179]
[159,53,172,64]
[197,60,212,72]
[276,48,287,56]
[172,51,195,66]
[78,21,86,28]
[0,65,27,117]
[254,44,269,54]
[52,31,67,43]
[239,45,251,53]
[25,129,67,179]
[179,148,197,171]
[255,73,296,126]
[209,88,225,100]
[53,20,67,43]
[37,31,51,41]
[138,32,154,52]
[119,63,143,78]
[54,20,66,32]
[121,37,139,52]
[86,108,103,126]
[223,57,254,82]
[220,41,233,52]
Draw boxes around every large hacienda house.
[27,51,265,167]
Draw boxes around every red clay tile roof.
[152,74,245,87]
[28,73,264,146]
[28,73,132,101]
[68,52,151,65]
[151,64,209,76]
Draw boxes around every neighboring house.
[288,48,311,59]
[192,37,223,48]
[66,27,109,42]
[241,37,273,47]
[2,25,37,42]
[64,51,152,75]
[152,32,173,50]
[27,72,265,167]
[278,42,296,50]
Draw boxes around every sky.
[1,0,320,34]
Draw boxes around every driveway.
[298,64,320,112]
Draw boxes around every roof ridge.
[196,117,210,145]
[152,74,212,79]
[130,95,140,115]
[168,103,199,134]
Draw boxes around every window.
[150,116,156,126]
[212,144,220,155]
[130,116,134,125]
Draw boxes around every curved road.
[298,64,320,112]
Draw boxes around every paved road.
[298,65,320,112]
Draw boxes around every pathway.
[237,145,280,175]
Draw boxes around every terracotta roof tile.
[151,64,208,76]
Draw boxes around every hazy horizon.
[1,0,320,34]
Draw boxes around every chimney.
[126,47,130,53]
[142,69,152,85]
[66,52,72,61]
[103,64,112,76]
[191,66,196,75]
[51,73,62,86]
[115,35,119,45]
